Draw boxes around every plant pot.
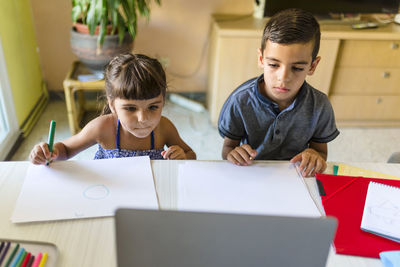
[70,27,133,73]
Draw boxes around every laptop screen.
[115,209,336,267]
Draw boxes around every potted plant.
[70,0,161,73]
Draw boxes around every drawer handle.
[376,97,383,104]
[382,71,391,78]
[391,43,399,49]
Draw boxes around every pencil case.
[0,238,58,267]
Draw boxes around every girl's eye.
[125,106,136,112]
[292,66,304,72]
[149,105,159,111]
[268,64,278,68]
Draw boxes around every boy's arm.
[222,137,257,165]
[309,141,327,160]
[290,142,327,177]
[222,137,240,159]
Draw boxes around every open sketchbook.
[361,182,400,243]
[177,161,320,217]
[12,156,158,223]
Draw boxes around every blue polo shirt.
[218,74,340,160]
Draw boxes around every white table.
[1,160,398,266]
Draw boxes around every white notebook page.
[361,181,400,242]
[12,156,158,223]
[178,161,321,217]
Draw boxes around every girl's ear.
[108,98,116,113]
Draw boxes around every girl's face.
[110,94,164,138]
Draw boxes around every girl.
[30,53,196,164]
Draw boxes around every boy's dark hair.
[103,53,166,114]
[261,8,320,61]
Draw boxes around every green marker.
[46,120,56,166]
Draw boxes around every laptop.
[115,209,337,267]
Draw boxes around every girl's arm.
[60,115,112,159]
[161,117,196,160]
[30,115,111,164]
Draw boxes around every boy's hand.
[162,145,186,160]
[290,148,327,177]
[29,142,59,165]
[227,144,257,166]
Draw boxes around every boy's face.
[258,40,320,109]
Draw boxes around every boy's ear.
[308,56,321,75]
[257,48,264,68]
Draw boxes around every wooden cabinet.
[207,15,400,126]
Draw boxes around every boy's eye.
[268,64,278,68]
[292,66,304,71]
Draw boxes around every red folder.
[316,173,400,258]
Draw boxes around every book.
[361,181,400,243]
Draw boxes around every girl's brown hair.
[102,53,166,114]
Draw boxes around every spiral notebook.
[361,182,400,243]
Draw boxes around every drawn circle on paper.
[83,184,110,200]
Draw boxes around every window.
[0,36,19,160]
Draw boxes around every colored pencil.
[4,243,19,267]
[0,242,11,265]
[31,253,42,267]
[9,247,24,267]
[21,252,31,267]
[26,255,35,267]
[38,252,48,267]
[15,250,26,267]
[0,241,4,254]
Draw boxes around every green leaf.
[71,5,82,22]
[97,0,107,46]
[86,0,98,35]
[117,12,127,44]
[108,0,117,34]
[98,5,108,46]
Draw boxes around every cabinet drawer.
[330,95,400,120]
[330,67,400,95]
[336,40,400,68]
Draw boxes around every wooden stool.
[63,61,105,134]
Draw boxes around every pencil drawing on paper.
[368,199,400,225]
[83,184,110,200]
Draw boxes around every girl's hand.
[227,144,257,166]
[29,142,59,165]
[290,148,327,177]
[161,145,186,160]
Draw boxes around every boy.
[218,8,339,177]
